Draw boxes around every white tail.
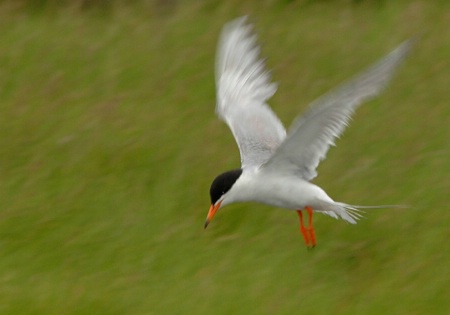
[322,202,407,224]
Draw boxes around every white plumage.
[206,17,412,247]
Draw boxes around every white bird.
[205,17,412,248]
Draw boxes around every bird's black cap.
[209,169,243,205]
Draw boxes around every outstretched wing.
[215,17,286,170]
[263,39,414,180]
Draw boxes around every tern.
[204,17,412,248]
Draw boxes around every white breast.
[224,169,334,210]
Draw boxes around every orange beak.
[204,201,222,229]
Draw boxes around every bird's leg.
[305,206,316,248]
[296,210,311,248]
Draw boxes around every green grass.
[0,0,449,314]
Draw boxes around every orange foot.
[296,206,316,249]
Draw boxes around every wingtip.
[390,36,418,62]
[223,16,250,33]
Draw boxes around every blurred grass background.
[0,0,449,314]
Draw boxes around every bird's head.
[204,169,243,229]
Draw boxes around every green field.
[0,0,449,314]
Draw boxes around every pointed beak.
[204,201,222,229]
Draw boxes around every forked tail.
[323,202,407,224]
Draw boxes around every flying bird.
[205,17,412,248]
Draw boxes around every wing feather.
[215,17,286,169]
[263,39,414,180]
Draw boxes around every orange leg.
[296,210,310,247]
[305,206,316,248]
[297,206,316,249]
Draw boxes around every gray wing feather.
[215,17,286,169]
[263,39,414,180]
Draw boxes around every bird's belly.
[237,175,332,210]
